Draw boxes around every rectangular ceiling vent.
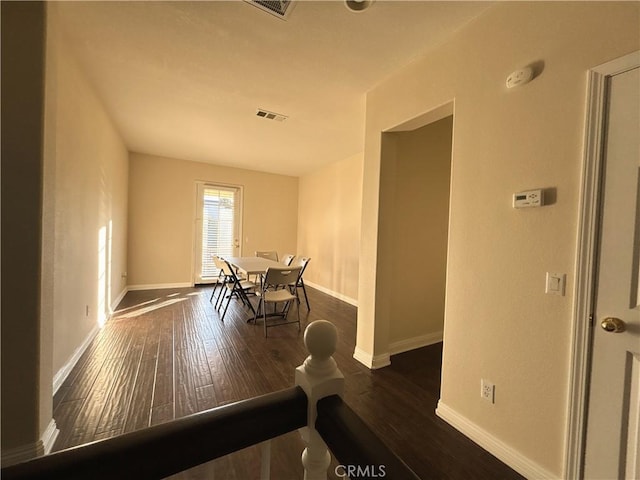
[245,0,295,20]
[256,108,288,122]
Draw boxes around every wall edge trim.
[436,401,558,479]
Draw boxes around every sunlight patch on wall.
[97,221,113,327]
[98,226,107,327]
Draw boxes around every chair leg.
[237,288,248,307]
[221,282,238,322]
[253,297,263,324]
[263,302,268,337]
[215,291,222,309]
[214,279,226,309]
[300,280,310,310]
[243,289,257,317]
[211,280,219,303]
[210,273,222,302]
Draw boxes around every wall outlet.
[481,379,495,404]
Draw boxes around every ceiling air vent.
[245,0,295,20]
[256,108,288,122]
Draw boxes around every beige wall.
[128,153,298,287]
[297,153,363,303]
[380,117,452,348]
[1,1,49,456]
[358,2,639,477]
[1,2,128,458]
[47,20,130,377]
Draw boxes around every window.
[194,183,241,283]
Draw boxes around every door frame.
[191,180,244,285]
[566,50,640,479]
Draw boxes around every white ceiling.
[57,1,492,176]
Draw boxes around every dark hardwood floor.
[52,285,524,479]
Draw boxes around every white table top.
[224,256,282,275]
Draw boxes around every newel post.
[295,320,344,480]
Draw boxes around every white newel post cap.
[302,320,338,377]
[304,320,337,357]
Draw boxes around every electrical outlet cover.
[481,379,495,403]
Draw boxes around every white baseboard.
[53,323,101,394]
[1,419,59,466]
[436,401,557,479]
[389,331,443,356]
[353,346,391,369]
[1,438,44,467]
[110,286,128,312]
[127,282,193,291]
[353,332,442,370]
[304,280,358,307]
[41,419,59,454]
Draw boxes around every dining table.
[223,256,285,322]
[224,256,283,280]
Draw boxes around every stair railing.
[1,320,420,480]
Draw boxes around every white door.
[584,66,640,479]
[194,183,242,284]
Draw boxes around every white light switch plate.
[545,272,565,296]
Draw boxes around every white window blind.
[194,182,241,283]
[201,187,236,278]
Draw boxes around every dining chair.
[218,259,256,322]
[252,251,279,283]
[280,254,295,266]
[255,250,278,261]
[289,257,311,310]
[254,266,302,337]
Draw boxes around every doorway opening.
[378,102,454,359]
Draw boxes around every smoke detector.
[345,0,374,13]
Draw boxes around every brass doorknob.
[600,317,626,333]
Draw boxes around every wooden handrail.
[3,320,423,480]
[1,386,307,480]
[316,394,422,480]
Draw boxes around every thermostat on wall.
[513,189,543,208]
